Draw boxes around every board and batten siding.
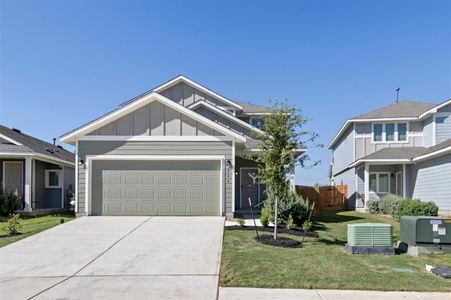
[332,126,354,174]
[411,154,451,213]
[77,140,233,215]
[88,101,222,137]
[160,81,230,108]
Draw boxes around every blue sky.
[1,0,450,185]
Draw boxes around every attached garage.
[89,160,221,216]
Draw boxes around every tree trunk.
[274,195,278,240]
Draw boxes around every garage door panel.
[94,160,220,216]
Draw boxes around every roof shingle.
[352,100,436,119]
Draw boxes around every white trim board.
[78,135,233,142]
[0,133,22,145]
[418,99,451,119]
[153,75,242,110]
[0,152,74,167]
[61,92,246,144]
[188,100,265,135]
[84,155,225,216]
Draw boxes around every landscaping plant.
[286,214,294,229]
[379,194,403,217]
[249,100,320,239]
[3,213,23,235]
[367,200,380,214]
[0,187,21,216]
[260,206,271,227]
[395,199,438,220]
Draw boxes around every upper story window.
[250,117,265,130]
[372,122,408,143]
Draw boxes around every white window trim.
[84,155,225,216]
[369,172,390,194]
[371,122,409,144]
[45,169,62,188]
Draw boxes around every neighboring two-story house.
[329,99,451,215]
[61,75,304,217]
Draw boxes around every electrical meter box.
[400,216,451,246]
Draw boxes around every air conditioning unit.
[346,223,394,254]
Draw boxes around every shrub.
[286,214,294,229]
[379,194,403,216]
[395,199,438,220]
[0,188,21,216]
[266,190,311,226]
[302,220,312,231]
[260,206,271,227]
[3,213,23,235]
[236,218,245,227]
[367,200,380,214]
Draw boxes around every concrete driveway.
[0,216,224,300]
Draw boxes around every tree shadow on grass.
[314,211,365,224]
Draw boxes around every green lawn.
[220,211,451,291]
[0,214,74,248]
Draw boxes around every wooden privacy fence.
[295,185,348,216]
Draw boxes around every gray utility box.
[400,216,451,246]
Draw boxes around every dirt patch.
[225,225,318,238]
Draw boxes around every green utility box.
[347,223,393,247]
[400,216,451,246]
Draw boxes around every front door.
[3,161,24,195]
[240,168,259,209]
[396,172,403,196]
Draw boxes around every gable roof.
[0,125,74,164]
[352,100,436,120]
[120,75,243,110]
[60,92,247,144]
[234,100,272,114]
[418,98,451,119]
[329,99,442,149]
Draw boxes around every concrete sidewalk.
[219,287,451,300]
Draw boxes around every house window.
[373,124,383,142]
[385,123,395,141]
[397,123,407,141]
[250,117,265,130]
[369,173,390,194]
[45,170,62,188]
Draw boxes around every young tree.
[250,100,320,239]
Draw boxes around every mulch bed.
[256,234,302,248]
[225,225,318,238]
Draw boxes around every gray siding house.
[0,125,75,211]
[61,75,303,217]
[329,99,451,215]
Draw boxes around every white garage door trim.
[85,155,225,216]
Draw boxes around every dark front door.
[240,168,259,209]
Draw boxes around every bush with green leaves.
[260,206,271,227]
[286,214,294,229]
[367,200,380,214]
[265,190,311,226]
[0,187,21,216]
[3,213,23,235]
[302,220,313,231]
[379,194,402,216]
[395,199,438,220]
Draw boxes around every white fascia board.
[61,92,246,143]
[349,158,411,168]
[329,117,419,149]
[154,75,243,110]
[78,135,232,142]
[241,112,272,116]
[0,133,22,145]
[418,99,451,119]
[86,154,225,161]
[188,100,265,135]
[0,152,75,167]
[413,146,451,162]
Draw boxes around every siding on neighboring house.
[354,121,423,160]
[159,81,230,108]
[88,102,223,137]
[333,126,354,174]
[34,160,62,209]
[411,154,451,213]
[334,168,355,208]
[63,166,75,208]
[435,114,451,144]
[423,116,434,147]
[77,140,233,215]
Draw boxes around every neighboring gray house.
[0,125,75,212]
[61,75,304,217]
[329,99,451,215]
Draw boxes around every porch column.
[24,157,32,212]
[364,163,369,209]
[289,167,296,192]
[402,164,407,198]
